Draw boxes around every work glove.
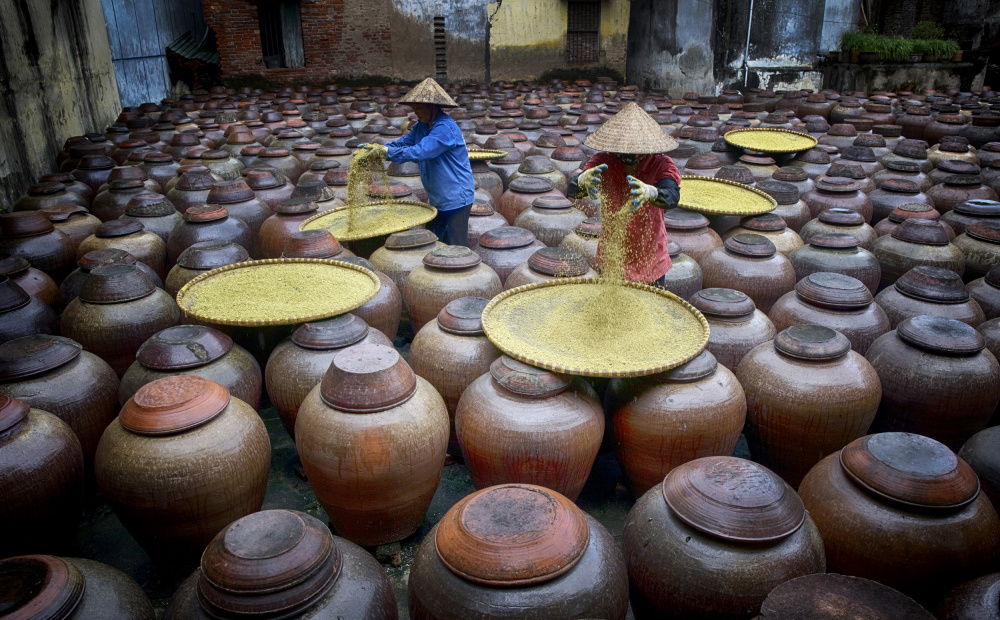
[355,143,388,161]
[627,175,659,211]
[577,164,608,200]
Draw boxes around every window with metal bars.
[566,1,600,65]
[257,0,305,69]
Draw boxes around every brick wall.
[203,0,393,83]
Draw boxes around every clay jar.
[513,195,586,247]
[498,177,563,225]
[798,432,1000,606]
[296,344,449,545]
[43,204,102,253]
[265,314,392,439]
[205,179,271,241]
[120,192,182,244]
[410,297,502,456]
[404,245,503,332]
[623,456,826,620]
[871,219,966,288]
[165,240,250,298]
[505,246,598,289]
[800,207,879,249]
[0,211,76,283]
[790,233,882,294]
[334,256,402,341]
[757,179,811,233]
[960,426,1000,510]
[59,249,161,309]
[662,208,723,263]
[559,217,601,268]
[0,256,58,306]
[163,510,396,620]
[736,325,881,487]
[370,228,442,302]
[0,396,84,557]
[936,573,1000,620]
[166,168,216,214]
[802,177,874,222]
[61,264,180,377]
[769,273,891,355]
[876,265,986,328]
[91,179,149,222]
[689,287,776,371]
[507,155,568,194]
[467,202,508,252]
[0,276,59,343]
[941,198,1000,236]
[606,351,746,497]
[872,160,932,191]
[723,213,803,257]
[927,174,1000,214]
[257,198,318,258]
[700,234,796,313]
[954,221,1000,281]
[759,573,934,620]
[243,168,295,211]
[14,181,90,212]
[969,264,1000,320]
[874,202,947,239]
[95,375,270,562]
[866,315,999,450]
[455,356,604,501]
[167,205,255,265]
[78,219,168,280]
[0,555,155,619]
[869,179,933,224]
[475,226,546,285]
[409,483,629,620]
[660,242,702,300]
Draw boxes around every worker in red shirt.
[567,102,681,286]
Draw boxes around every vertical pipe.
[743,0,755,87]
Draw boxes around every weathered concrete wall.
[820,0,859,53]
[627,0,716,93]
[390,0,487,81]
[823,61,986,93]
[0,0,121,208]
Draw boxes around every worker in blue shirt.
[356,78,476,246]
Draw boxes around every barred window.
[567,1,600,65]
[258,0,304,68]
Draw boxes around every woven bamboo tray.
[678,176,778,216]
[723,128,818,153]
[481,277,710,378]
[298,200,437,242]
[467,148,508,161]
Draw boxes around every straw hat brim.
[584,101,679,154]
[400,78,459,108]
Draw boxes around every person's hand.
[355,143,388,161]
[577,164,608,200]
[627,175,658,211]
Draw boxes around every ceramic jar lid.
[0,276,31,313]
[715,165,756,185]
[490,355,569,398]
[880,179,919,194]
[385,228,439,250]
[532,196,573,210]
[0,555,86,618]
[437,297,489,336]
[197,510,341,618]
[795,273,872,309]
[689,288,756,318]
[518,156,556,174]
[816,177,861,193]
[282,230,343,259]
[178,241,250,270]
[945,174,985,187]
[176,170,217,191]
[0,335,82,381]
[0,257,30,278]
[320,344,417,413]
[0,211,55,237]
[774,324,852,360]
[79,264,155,303]
[527,247,590,277]
[818,208,864,226]
[137,326,234,370]
[808,233,859,250]
[121,375,231,435]
[665,349,719,382]
[954,199,1000,216]
[96,219,144,238]
[759,573,935,619]
[78,248,136,271]
[434,484,590,586]
[755,180,798,205]
[125,193,176,217]
[662,456,806,543]
[292,314,369,350]
[667,241,683,259]
[896,314,985,355]
[0,395,30,433]
[840,432,980,509]
[740,213,786,232]
[508,177,554,194]
[424,245,482,270]
[479,226,537,250]
[886,160,921,173]
[244,169,286,190]
[888,203,939,223]
[894,266,969,303]
[724,233,776,257]
[967,221,1000,244]
[470,202,496,217]
[574,218,602,238]
[42,205,89,222]
[937,160,979,175]
[184,205,230,223]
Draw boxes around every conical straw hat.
[584,101,678,154]
[400,78,459,108]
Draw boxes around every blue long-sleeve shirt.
[385,113,476,212]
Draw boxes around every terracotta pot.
[59,249,161,310]
[70,154,116,193]
[874,202,949,239]
[0,555,155,619]
[507,156,568,194]
[927,175,1000,215]
[959,426,1000,514]
[700,234,796,313]
[868,180,933,225]
[498,177,563,225]
[42,204,102,254]
[789,233,881,294]
[757,179,811,233]
[759,573,934,620]
[165,240,250,298]
[166,205,255,265]
[968,264,1000,319]
[409,484,629,620]
[206,179,271,242]
[0,256,58,306]
[0,211,77,283]
[936,573,1000,620]
[61,264,180,377]
[119,192,182,244]
[370,229,443,307]
[624,457,826,619]
[77,219,168,280]
[872,160,933,192]
[790,148,832,180]
[405,245,503,332]
[606,351,745,497]
[0,276,59,344]
[954,222,1000,281]
[802,177,874,222]
[558,218,601,268]
[873,217,967,290]
[798,432,1000,606]
[243,168,295,212]
[455,356,603,501]
[466,202,508,252]
[91,179,150,222]
[39,171,95,204]
[95,375,270,563]
[475,226,546,285]
[800,208,879,251]
[689,287,776,371]
[875,265,986,328]
[296,344,448,545]
[722,213,803,257]
[0,397,84,557]
[163,510,396,620]
[662,208,724,263]
[166,168,216,214]
[14,181,90,212]
[257,198,318,259]
[897,108,934,141]
[513,195,586,247]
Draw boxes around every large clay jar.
[737,325,881,487]
[0,256,58,306]
[243,168,295,212]
[872,159,933,191]
[163,510,397,620]
[960,426,1000,511]
[14,181,90,211]
[954,221,1000,281]
[936,573,1000,620]
[43,204,102,253]
[166,167,216,214]
[504,246,598,290]
[120,193,182,244]
[0,555,155,619]
[875,265,986,328]
[874,202,947,239]
[930,160,983,187]
[559,217,601,268]
[790,233,881,294]
[498,177,562,225]
[802,177,874,222]
[757,179,811,233]
[942,198,1000,236]
[409,483,628,620]
[969,264,1000,319]
[91,179,150,222]
[296,344,448,545]
[475,226,546,285]
[866,315,999,450]
[0,276,59,344]
[167,205,255,265]
[0,211,76,283]
[623,457,826,620]
[700,234,796,313]
[370,228,442,301]
[165,240,250,298]
[513,195,586,247]
[257,197,317,259]
[507,155,568,194]
[59,249,161,310]
[689,287,776,371]
[662,208,723,263]
[872,219,966,288]
[660,242,702,300]
[77,219,168,280]
[467,202,508,252]
[0,396,83,557]
[205,179,271,241]
[61,264,180,377]
[927,174,1000,214]
[869,179,933,224]
[798,432,1000,606]
[334,256,402,342]
[800,207,879,250]
[723,213,803,257]
[265,314,392,439]
[405,245,503,332]
[759,573,934,620]
[606,351,745,497]
[769,272,891,355]
[455,356,603,501]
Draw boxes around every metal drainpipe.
[743,0,755,87]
